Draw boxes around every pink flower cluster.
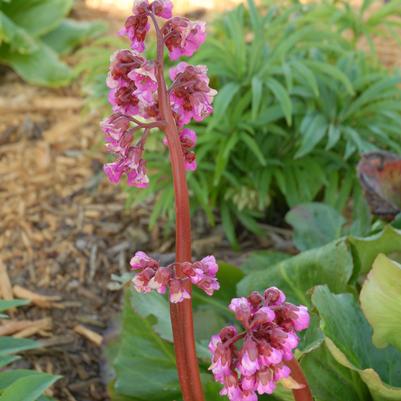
[102,0,216,186]
[170,63,217,126]
[209,288,310,401]
[101,113,149,187]
[130,251,220,302]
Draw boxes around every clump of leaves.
[79,0,401,246]
[0,299,60,400]
[238,225,401,401]
[130,0,401,246]
[0,0,105,87]
[106,224,401,401]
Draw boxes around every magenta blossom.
[102,0,216,189]
[209,288,309,401]
[127,60,158,104]
[120,0,173,52]
[103,146,149,188]
[129,252,220,302]
[170,62,217,126]
[161,17,206,60]
[106,49,145,89]
[179,128,197,170]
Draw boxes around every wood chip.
[0,259,13,300]
[13,285,62,308]
[73,324,103,346]
[6,318,53,338]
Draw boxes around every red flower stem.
[287,358,314,401]
[150,12,205,401]
[130,117,165,129]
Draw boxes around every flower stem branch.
[151,11,205,401]
[286,358,314,401]
[130,117,166,129]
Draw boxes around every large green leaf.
[240,251,290,273]
[301,343,372,401]
[312,286,401,401]
[130,291,172,342]
[0,356,19,369]
[111,291,179,401]
[42,19,106,54]
[0,12,36,53]
[0,372,60,401]
[0,40,72,87]
[360,254,401,352]
[237,239,354,305]
[285,202,346,251]
[349,226,401,275]
[0,337,38,355]
[1,0,73,37]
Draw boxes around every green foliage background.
[0,0,105,86]
[115,0,401,246]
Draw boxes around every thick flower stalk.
[102,2,312,401]
[209,288,312,401]
[102,1,215,401]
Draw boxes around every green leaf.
[209,82,240,126]
[110,291,179,400]
[0,372,60,401]
[240,132,266,166]
[349,226,401,275]
[301,343,372,401]
[42,19,106,54]
[251,76,262,119]
[0,355,19,369]
[285,202,346,251]
[266,78,292,125]
[360,254,401,352]
[237,239,353,305]
[240,251,291,274]
[295,114,328,158]
[306,60,355,95]
[1,0,73,37]
[0,40,72,87]
[0,299,29,313]
[0,12,37,53]
[130,291,172,342]
[312,285,401,401]
[0,337,38,355]
[326,124,341,150]
[221,202,239,249]
[291,60,319,97]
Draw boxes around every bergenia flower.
[108,83,141,116]
[152,0,173,19]
[106,49,145,88]
[209,288,310,401]
[128,60,158,104]
[103,146,149,188]
[120,0,173,52]
[102,0,216,188]
[179,128,197,170]
[170,62,217,126]
[129,252,220,302]
[161,17,206,60]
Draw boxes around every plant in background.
[238,224,401,401]
[0,299,60,400]
[116,0,400,247]
[0,0,105,86]
[101,1,312,400]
